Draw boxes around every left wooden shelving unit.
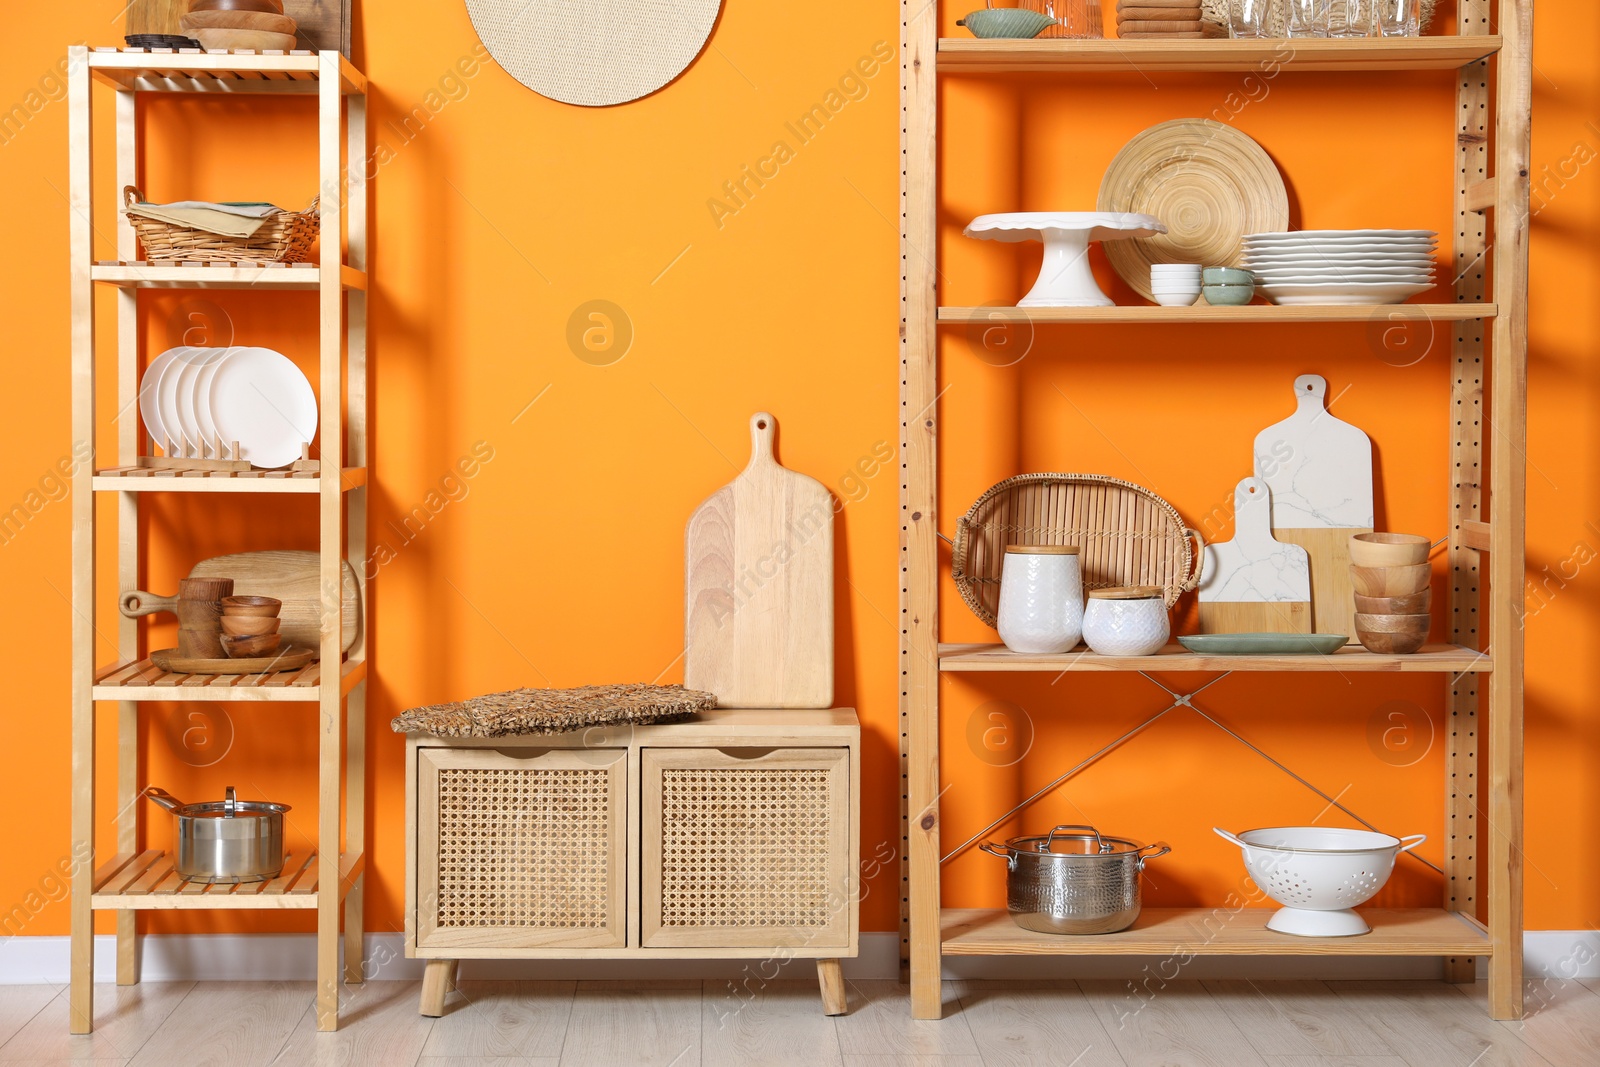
[67,47,370,1033]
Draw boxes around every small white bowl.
[1153,292,1199,307]
[1151,286,1202,296]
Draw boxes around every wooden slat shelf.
[938,642,1490,673]
[94,466,367,493]
[92,262,366,290]
[91,850,359,910]
[938,303,1496,325]
[93,657,366,701]
[941,908,1491,956]
[88,47,365,95]
[937,36,1504,74]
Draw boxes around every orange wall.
[0,0,1595,948]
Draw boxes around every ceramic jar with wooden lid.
[996,545,1084,654]
[1081,586,1170,657]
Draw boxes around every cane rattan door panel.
[642,747,850,949]
[418,747,626,950]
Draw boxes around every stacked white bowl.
[1150,263,1202,307]
[1241,230,1438,306]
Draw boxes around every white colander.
[1214,826,1426,937]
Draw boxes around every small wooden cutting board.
[1199,477,1312,634]
[685,413,833,708]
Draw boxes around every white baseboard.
[2,931,1595,985]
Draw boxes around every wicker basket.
[951,473,1204,626]
[122,186,318,264]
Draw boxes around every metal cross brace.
[942,669,1444,877]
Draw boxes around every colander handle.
[1397,834,1427,853]
[978,841,1016,870]
[1212,828,1247,849]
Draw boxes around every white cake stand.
[965,212,1167,307]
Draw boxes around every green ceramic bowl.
[1203,267,1255,286]
[956,8,1057,38]
[1203,283,1257,306]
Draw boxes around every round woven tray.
[1097,119,1288,301]
[951,473,1204,627]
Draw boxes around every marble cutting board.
[1198,477,1312,634]
[1253,374,1374,641]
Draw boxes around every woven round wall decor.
[465,0,722,107]
[1096,119,1289,301]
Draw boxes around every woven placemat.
[393,683,716,738]
[465,0,721,107]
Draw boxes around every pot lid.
[1005,544,1080,554]
[1002,824,1147,857]
[151,785,290,819]
[1088,585,1165,600]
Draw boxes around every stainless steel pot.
[146,786,290,884]
[981,824,1169,934]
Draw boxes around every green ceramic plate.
[1177,633,1349,655]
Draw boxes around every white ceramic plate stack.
[138,346,318,469]
[1240,230,1438,306]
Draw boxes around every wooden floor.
[4,976,1597,1065]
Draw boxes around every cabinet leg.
[420,959,457,1017]
[817,958,847,1016]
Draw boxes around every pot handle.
[1136,841,1172,862]
[978,841,1016,870]
[1212,827,1247,849]
[1398,833,1427,853]
[1046,824,1110,854]
[145,786,183,813]
[223,786,238,818]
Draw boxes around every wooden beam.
[1461,520,1492,551]
[1465,177,1498,213]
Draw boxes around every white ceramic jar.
[996,546,1083,654]
[1081,586,1170,657]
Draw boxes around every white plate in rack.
[190,348,236,457]
[156,347,202,455]
[207,347,317,469]
[1259,281,1434,306]
[139,346,191,452]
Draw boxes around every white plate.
[1259,282,1434,306]
[139,346,191,451]
[1251,267,1437,279]
[1243,237,1437,249]
[1255,275,1435,286]
[208,347,317,469]
[1245,228,1437,240]
[1243,252,1437,265]
[190,348,235,456]
[156,348,202,454]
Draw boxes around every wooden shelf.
[938,304,1496,325]
[91,850,362,910]
[941,908,1491,956]
[88,47,365,95]
[938,642,1490,673]
[94,466,367,493]
[937,36,1503,74]
[92,262,366,290]
[93,657,366,701]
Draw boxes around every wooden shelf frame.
[937,642,1490,673]
[68,48,370,1034]
[898,1,1530,1022]
[91,850,363,910]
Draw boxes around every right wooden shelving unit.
[897,3,1532,1020]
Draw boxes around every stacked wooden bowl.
[220,595,283,658]
[1115,0,1224,38]
[1349,534,1432,654]
[181,0,299,52]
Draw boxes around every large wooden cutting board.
[1198,477,1311,634]
[1253,374,1374,640]
[126,0,187,36]
[284,0,352,58]
[120,550,360,656]
[685,413,833,708]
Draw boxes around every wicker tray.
[951,473,1204,626]
[123,186,318,264]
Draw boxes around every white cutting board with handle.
[1198,477,1312,634]
[685,413,833,708]
[1253,374,1374,639]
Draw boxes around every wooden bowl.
[221,595,281,617]
[1349,563,1430,597]
[1356,630,1428,655]
[191,27,298,51]
[181,10,298,35]
[1354,612,1431,635]
[222,633,283,659]
[1354,590,1431,615]
[1349,533,1431,568]
[189,0,286,13]
[220,615,281,637]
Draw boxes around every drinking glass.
[1328,0,1375,37]
[1229,0,1271,38]
[1286,0,1331,37]
[1374,0,1420,36]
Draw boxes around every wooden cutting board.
[685,413,833,708]
[126,0,188,36]
[283,0,352,57]
[1253,374,1374,640]
[1198,477,1312,634]
[120,550,360,656]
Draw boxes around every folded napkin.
[127,200,286,238]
